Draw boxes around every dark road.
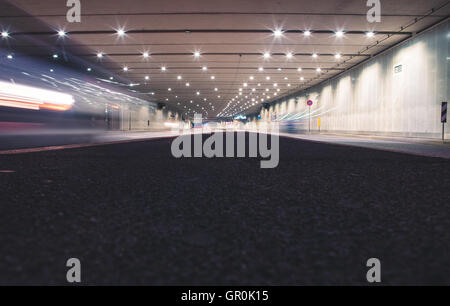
[1,134,449,285]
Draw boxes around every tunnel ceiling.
[0,0,449,118]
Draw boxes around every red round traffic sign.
[307,100,313,106]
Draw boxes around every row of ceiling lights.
[1,28,376,39]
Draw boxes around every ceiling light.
[258,67,264,72]
[116,29,126,36]
[168,88,172,91]
[87,68,92,72]
[196,91,200,95]
[312,53,318,58]
[194,51,201,58]
[1,31,10,38]
[214,88,218,91]
[53,54,59,59]
[266,76,270,80]
[177,75,182,80]
[286,52,293,59]
[161,66,166,71]
[143,52,150,58]
[123,67,128,71]
[6,54,13,59]
[243,83,248,87]
[57,30,66,37]
[335,53,342,59]
[186,82,190,86]
[304,30,311,36]
[273,29,283,37]
[300,77,305,81]
[249,76,254,80]
[297,68,302,72]
[335,31,344,37]
[263,52,271,59]
[97,52,103,58]
[210,76,215,80]
[366,31,375,38]
[145,76,150,80]
[316,68,322,72]
[202,66,207,71]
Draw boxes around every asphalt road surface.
[0,133,449,285]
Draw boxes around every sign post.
[307,100,313,133]
[442,102,447,143]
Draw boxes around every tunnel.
[0,0,449,293]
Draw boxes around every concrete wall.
[120,105,181,131]
[119,104,181,131]
[260,20,449,138]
